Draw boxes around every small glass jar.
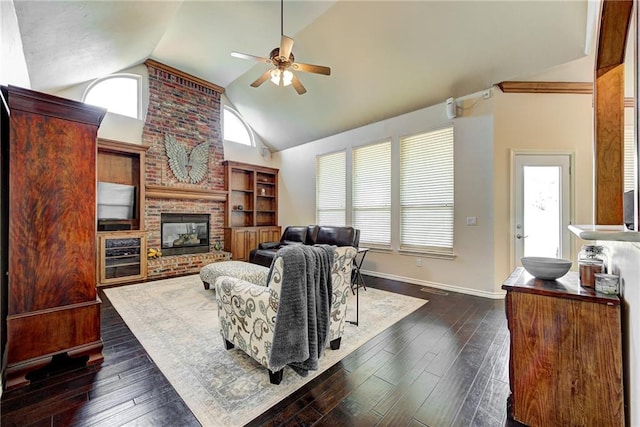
[595,273,619,295]
[578,245,609,288]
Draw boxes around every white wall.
[275,94,498,298]
[601,241,640,425]
[0,0,30,88]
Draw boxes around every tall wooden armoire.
[1,85,106,389]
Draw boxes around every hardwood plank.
[310,350,395,415]
[471,377,511,426]
[375,370,440,427]
[278,405,324,427]
[246,365,348,427]
[373,351,438,415]
[1,392,89,427]
[414,303,506,426]
[88,387,193,427]
[451,328,510,425]
[330,374,394,419]
[425,302,493,377]
[316,403,382,427]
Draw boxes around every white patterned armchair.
[215,246,356,384]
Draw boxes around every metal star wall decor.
[164,134,210,184]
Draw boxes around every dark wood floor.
[1,276,513,426]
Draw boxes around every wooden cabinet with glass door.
[98,231,147,285]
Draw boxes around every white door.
[514,154,571,264]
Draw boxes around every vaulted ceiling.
[9,0,590,151]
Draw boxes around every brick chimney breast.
[142,60,228,279]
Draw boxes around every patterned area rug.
[105,274,427,426]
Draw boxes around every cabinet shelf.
[105,254,140,262]
[224,161,278,229]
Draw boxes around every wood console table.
[502,268,624,426]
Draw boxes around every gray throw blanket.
[267,244,334,376]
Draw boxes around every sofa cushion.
[280,226,309,244]
[315,226,359,247]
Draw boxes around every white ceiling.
[11,0,589,152]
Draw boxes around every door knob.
[516,233,528,239]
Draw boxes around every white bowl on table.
[521,256,572,280]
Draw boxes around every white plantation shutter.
[316,151,346,226]
[624,124,634,192]
[400,127,454,252]
[352,141,391,246]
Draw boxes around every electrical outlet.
[466,216,478,226]
[416,258,422,267]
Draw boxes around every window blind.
[624,124,634,192]
[352,141,391,246]
[316,151,346,226]
[400,127,454,252]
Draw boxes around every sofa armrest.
[215,277,279,368]
[258,241,281,250]
[215,276,277,300]
[328,246,357,342]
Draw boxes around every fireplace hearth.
[161,213,210,256]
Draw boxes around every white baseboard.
[360,269,506,300]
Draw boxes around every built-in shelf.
[223,160,280,260]
[569,224,640,242]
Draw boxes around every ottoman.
[200,261,269,290]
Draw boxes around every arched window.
[83,74,141,119]
[223,106,254,146]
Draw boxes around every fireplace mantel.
[145,185,227,202]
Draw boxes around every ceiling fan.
[230,0,331,95]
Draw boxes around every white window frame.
[223,105,255,147]
[83,74,141,119]
[316,150,346,226]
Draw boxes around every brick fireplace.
[142,59,230,279]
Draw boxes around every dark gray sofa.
[249,225,360,267]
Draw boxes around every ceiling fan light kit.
[270,69,293,87]
[230,0,330,95]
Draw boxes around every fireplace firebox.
[161,213,210,256]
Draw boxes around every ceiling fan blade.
[231,52,271,63]
[280,35,294,60]
[291,74,307,95]
[292,62,331,76]
[250,70,272,88]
